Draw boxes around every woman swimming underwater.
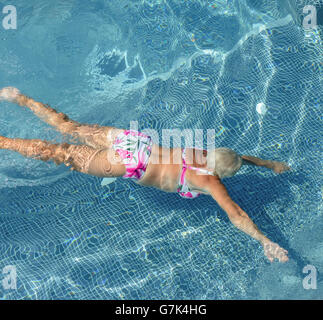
[0,87,290,263]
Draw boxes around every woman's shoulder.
[186,168,220,195]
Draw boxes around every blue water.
[0,0,322,299]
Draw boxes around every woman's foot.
[0,87,21,102]
[0,135,10,149]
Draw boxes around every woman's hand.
[271,161,291,174]
[262,240,289,263]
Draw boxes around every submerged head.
[207,147,242,179]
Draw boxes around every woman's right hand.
[262,240,289,263]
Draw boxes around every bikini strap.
[180,148,187,185]
[182,148,214,176]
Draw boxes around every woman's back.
[137,145,216,194]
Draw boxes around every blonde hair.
[207,147,242,178]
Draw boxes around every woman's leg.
[0,135,126,177]
[0,87,124,149]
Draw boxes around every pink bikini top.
[177,148,214,199]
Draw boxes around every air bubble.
[256,102,267,115]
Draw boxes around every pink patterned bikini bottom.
[112,130,153,181]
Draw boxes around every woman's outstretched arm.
[242,155,291,174]
[206,179,289,263]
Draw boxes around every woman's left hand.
[262,240,289,263]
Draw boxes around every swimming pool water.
[0,0,322,299]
